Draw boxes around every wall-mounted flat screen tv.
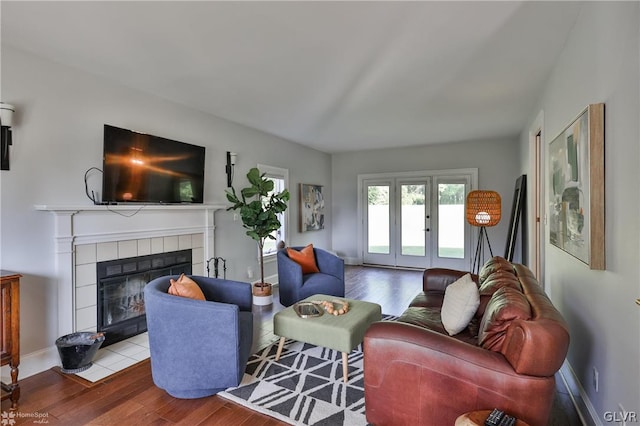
[102,125,205,204]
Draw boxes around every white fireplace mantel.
[35,203,227,336]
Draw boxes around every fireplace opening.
[97,249,192,347]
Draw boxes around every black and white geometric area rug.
[219,315,397,426]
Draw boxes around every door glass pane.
[368,185,389,254]
[438,183,465,258]
[401,184,425,256]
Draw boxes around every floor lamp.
[466,190,501,275]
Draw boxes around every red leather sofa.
[363,257,570,426]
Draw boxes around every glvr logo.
[604,411,638,423]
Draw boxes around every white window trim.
[257,164,290,261]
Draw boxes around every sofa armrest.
[364,321,556,426]
[422,268,478,292]
[502,318,570,376]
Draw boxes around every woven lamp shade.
[466,190,501,227]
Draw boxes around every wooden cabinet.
[1,271,20,410]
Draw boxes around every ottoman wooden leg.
[342,352,349,383]
[275,337,286,361]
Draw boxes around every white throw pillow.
[441,273,480,336]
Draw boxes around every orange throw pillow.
[287,244,320,274]
[168,274,206,301]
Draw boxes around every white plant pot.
[253,294,273,306]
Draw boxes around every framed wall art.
[548,103,605,270]
[299,183,324,232]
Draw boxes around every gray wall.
[519,2,639,418]
[331,138,521,263]
[0,46,331,356]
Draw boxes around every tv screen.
[102,125,205,204]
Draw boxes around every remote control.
[485,409,505,426]
[498,414,516,426]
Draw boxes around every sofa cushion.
[287,244,320,274]
[408,290,444,308]
[168,274,206,301]
[441,273,480,336]
[479,270,521,294]
[398,307,444,333]
[476,270,522,317]
[478,286,531,352]
[478,256,514,284]
[397,307,479,345]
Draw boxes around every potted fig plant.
[226,167,290,303]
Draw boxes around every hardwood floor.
[1,266,582,425]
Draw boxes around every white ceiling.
[1,1,581,153]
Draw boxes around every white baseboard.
[343,257,361,265]
[559,359,601,426]
[0,346,59,383]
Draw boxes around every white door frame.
[357,168,478,268]
[528,110,546,289]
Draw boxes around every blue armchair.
[277,246,345,306]
[144,275,253,399]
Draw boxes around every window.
[258,164,289,257]
[437,181,466,259]
[367,185,390,254]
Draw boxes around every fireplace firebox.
[97,249,192,347]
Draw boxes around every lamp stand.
[472,226,494,275]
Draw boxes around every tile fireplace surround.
[35,204,226,338]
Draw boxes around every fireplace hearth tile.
[129,348,151,362]
[109,357,138,372]
[76,364,111,382]
[127,333,150,347]
[74,333,150,383]
[109,341,147,357]
[93,350,127,367]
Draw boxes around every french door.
[363,178,432,268]
[360,170,475,270]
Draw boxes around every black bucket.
[55,332,106,373]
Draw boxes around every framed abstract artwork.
[548,103,605,269]
[299,183,324,232]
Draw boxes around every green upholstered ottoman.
[273,294,382,382]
